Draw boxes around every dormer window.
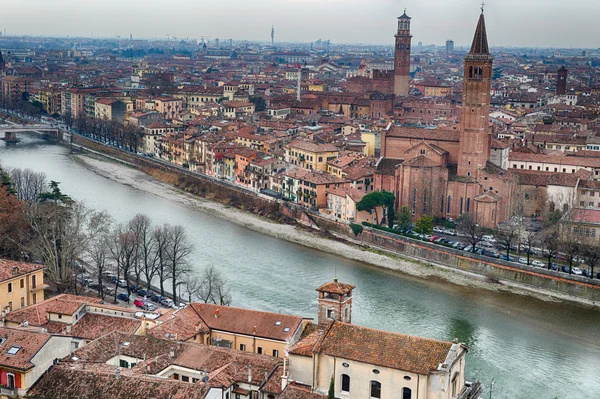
[7,345,21,355]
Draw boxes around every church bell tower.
[316,279,354,328]
[394,10,412,97]
[457,9,493,177]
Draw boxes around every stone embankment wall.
[71,134,600,303]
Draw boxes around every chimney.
[215,309,220,318]
[252,326,257,335]
[248,364,253,383]
[139,315,147,336]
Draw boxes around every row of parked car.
[89,271,176,309]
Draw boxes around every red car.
[133,299,145,308]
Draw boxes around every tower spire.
[470,10,489,55]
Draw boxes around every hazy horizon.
[2,0,600,48]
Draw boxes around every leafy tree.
[414,215,434,236]
[328,376,335,399]
[356,191,394,226]
[249,95,267,112]
[38,181,72,204]
[350,223,363,237]
[397,206,412,232]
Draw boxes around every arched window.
[466,198,471,213]
[459,197,463,214]
[402,387,412,399]
[469,66,473,79]
[341,374,350,392]
[370,380,381,398]
[447,196,451,214]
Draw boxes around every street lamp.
[489,378,495,399]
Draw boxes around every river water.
[1,135,599,399]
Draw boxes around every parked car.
[151,294,164,303]
[128,284,140,292]
[480,241,494,248]
[117,293,129,302]
[443,228,457,236]
[109,276,118,284]
[518,257,529,265]
[433,227,445,233]
[160,298,174,307]
[142,303,158,311]
[550,263,559,271]
[500,255,515,262]
[532,260,545,267]
[88,283,100,290]
[572,267,583,275]
[83,278,94,286]
[117,279,128,288]
[429,235,439,242]
[482,235,496,243]
[137,288,152,297]
[133,299,145,308]
[483,250,500,258]
[582,269,590,277]
[561,266,570,273]
[104,287,115,295]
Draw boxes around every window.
[370,380,381,398]
[181,375,189,382]
[273,349,279,357]
[20,279,24,289]
[341,374,350,392]
[7,301,12,311]
[7,345,21,355]
[459,198,463,214]
[466,198,471,213]
[240,344,246,351]
[32,275,36,289]
[257,347,263,354]
[422,189,428,214]
[20,297,24,308]
[7,283,12,293]
[327,309,334,319]
[32,293,37,304]
[6,373,14,390]
[402,388,412,399]
[447,196,451,214]
[119,359,129,368]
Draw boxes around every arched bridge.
[0,124,60,143]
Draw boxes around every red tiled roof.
[313,321,453,375]
[5,294,102,327]
[0,259,44,283]
[0,327,51,370]
[316,281,354,295]
[46,313,141,340]
[191,303,306,342]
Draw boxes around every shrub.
[350,223,363,237]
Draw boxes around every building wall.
[0,270,44,312]
[26,336,74,391]
[209,330,287,358]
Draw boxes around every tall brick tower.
[394,10,412,97]
[556,66,567,95]
[316,279,354,328]
[457,10,493,177]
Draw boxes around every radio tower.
[271,25,275,46]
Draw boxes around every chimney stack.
[215,309,220,318]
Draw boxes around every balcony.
[457,381,483,399]
[0,386,16,397]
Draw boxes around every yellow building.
[0,259,45,312]
[361,131,378,156]
[284,139,340,171]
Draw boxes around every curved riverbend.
[1,135,599,399]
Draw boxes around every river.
[1,134,599,399]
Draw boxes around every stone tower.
[316,279,354,328]
[457,10,493,178]
[556,66,567,95]
[394,11,412,97]
[0,51,5,76]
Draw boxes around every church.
[374,10,517,228]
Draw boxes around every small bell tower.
[316,279,354,328]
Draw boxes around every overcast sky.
[2,0,599,48]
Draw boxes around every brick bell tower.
[457,9,493,177]
[394,10,412,97]
[316,279,354,328]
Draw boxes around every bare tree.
[86,211,113,298]
[540,229,560,269]
[28,201,90,293]
[457,213,488,253]
[165,225,192,305]
[580,240,599,279]
[187,266,232,306]
[560,227,580,275]
[521,231,538,266]
[496,224,518,260]
[152,225,170,297]
[129,214,156,289]
[110,224,137,302]
[8,168,48,204]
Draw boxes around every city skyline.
[2,0,600,48]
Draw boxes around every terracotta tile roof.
[375,158,403,175]
[44,299,85,316]
[313,321,452,375]
[288,330,319,357]
[282,168,348,186]
[404,155,441,168]
[149,306,208,341]
[316,281,354,295]
[5,294,102,327]
[286,139,339,153]
[0,327,51,370]
[279,383,326,399]
[261,365,284,394]
[45,313,141,340]
[547,173,580,187]
[190,303,306,342]
[0,259,44,283]
[569,209,600,225]
[386,126,459,142]
[29,366,208,399]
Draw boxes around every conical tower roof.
[469,12,489,55]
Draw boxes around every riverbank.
[71,151,599,308]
